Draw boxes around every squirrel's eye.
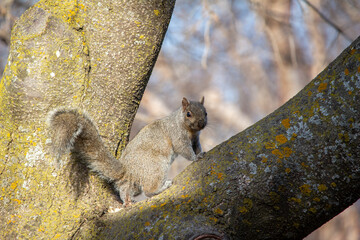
[186,112,192,117]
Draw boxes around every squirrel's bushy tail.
[47,108,125,182]
[47,108,87,159]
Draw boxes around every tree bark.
[0,0,174,239]
[1,0,360,239]
[94,36,360,239]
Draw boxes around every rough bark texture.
[92,37,359,239]
[0,0,174,239]
[1,0,360,239]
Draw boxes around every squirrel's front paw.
[196,152,206,160]
[164,180,172,188]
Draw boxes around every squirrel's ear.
[182,97,189,111]
[200,96,205,105]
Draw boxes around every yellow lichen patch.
[317,184,328,192]
[10,181,18,190]
[313,197,320,202]
[283,147,293,157]
[238,199,253,214]
[12,199,22,205]
[289,197,301,203]
[243,198,253,208]
[239,206,248,213]
[281,118,290,129]
[338,133,350,142]
[293,222,300,228]
[309,207,317,213]
[214,208,223,215]
[8,215,17,224]
[275,134,287,144]
[265,142,275,149]
[285,168,291,173]
[209,217,218,223]
[261,157,268,163]
[344,68,349,75]
[153,9,160,16]
[307,91,312,96]
[350,49,356,55]
[299,184,312,195]
[54,234,62,239]
[291,133,297,140]
[317,82,328,92]
[272,149,284,159]
[301,162,309,168]
[144,222,150,227]
[331,182,337,187]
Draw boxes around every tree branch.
[92,36,360,239]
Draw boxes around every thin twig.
[301,0,353,42]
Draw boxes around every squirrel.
[47,97,207,206]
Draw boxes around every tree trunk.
[0,0,174,239]
[1,0,360,239]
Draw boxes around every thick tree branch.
[92,36,360,239]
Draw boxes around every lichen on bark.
[93,36,360,239]
[0,0,175,239]
[1,0,359,238]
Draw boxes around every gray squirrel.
[47,97,207,206]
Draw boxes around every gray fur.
[47,98,207,206]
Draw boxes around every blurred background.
[1,0,359,239]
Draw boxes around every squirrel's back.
[121,118,175,178]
